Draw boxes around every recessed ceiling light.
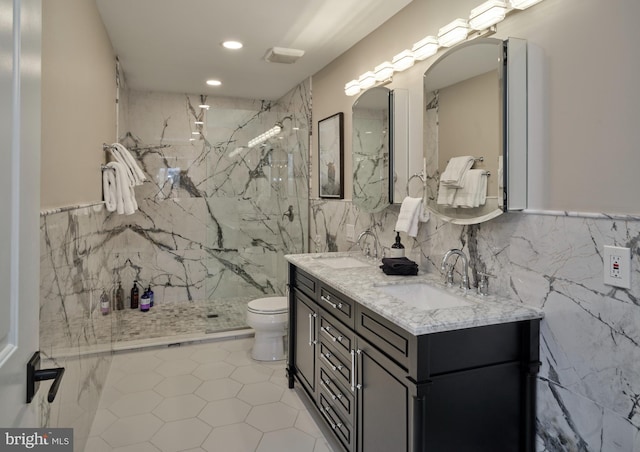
[222,40,243,50]
[206,79,222,86]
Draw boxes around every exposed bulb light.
[412,36,439,61]
[345,80,361,97]
[392,49,415,72]
[358,71,377,90]
[469,0,507,30]
[248,124,282,148]
[199,104,210,109]
[438,19,470,47]
[510,0,542,9]
[222,40,243,50]
[374,62,394,81]
[206,79,222,86]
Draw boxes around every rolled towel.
[395,197,424,238]
[103,168,118,212]
[440,156,475,188]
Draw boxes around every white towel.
[437,182,457,206]
[440,156,475,188]
[109,143,146,186]
[106,162,137,215]
[395,196,424,237]
[103,168,118,213]
[451,170,488,208]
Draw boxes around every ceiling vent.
[264,47,305,64]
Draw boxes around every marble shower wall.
[112,81,310,305]
[310,201,640,451]
[40,204,114,452]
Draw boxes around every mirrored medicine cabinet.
[351,86,410,213]
[423,37,527,225]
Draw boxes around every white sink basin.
[315,256,371,269]
[375,282,473,310]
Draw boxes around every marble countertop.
[285,252,544,336]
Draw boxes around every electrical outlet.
[603,245,631,289]
[346,224,355,242]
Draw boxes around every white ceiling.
[95,0,413,101]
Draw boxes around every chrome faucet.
[441,249,470,291]
[356,229,379,259]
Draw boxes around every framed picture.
[318,112,344,198]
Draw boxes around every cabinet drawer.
[320,367,355,422]
[319,285,354,328]
[292,267,317,300]
[319,342,352,388]
[319,312,354,360]
[356,305,411,371]
[319,393,354,451]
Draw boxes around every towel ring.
[406,171,426,196]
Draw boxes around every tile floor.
[85,338,334,452]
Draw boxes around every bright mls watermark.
[0,429,72,451]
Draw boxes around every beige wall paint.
[312,0,640,215]
[41,0,116,209]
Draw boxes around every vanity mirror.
[352,86,393,213]
[423,37,527,224]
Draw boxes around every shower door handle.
[26,351,65,403]
[282,205,294,222]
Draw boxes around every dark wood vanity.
[287,263,541,452]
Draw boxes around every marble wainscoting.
[40,203,115,452]
[310,200,640,451]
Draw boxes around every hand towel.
[103,168,118,212]
[436,182,457,206]
[107,161,137,215]
[395,197,424,238]
[451,169,488,208]
[379,257,419,276]
[109,143,146,186]
[440,156,475,188]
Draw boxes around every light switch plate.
[603,245,631,289]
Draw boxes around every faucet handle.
[477,272,494,296]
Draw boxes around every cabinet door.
[293,290,318,396]
[356,338,411,452]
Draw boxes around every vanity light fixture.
[358,71,377,90]
[438,19,470,47]
[509,0,542,9]
[345,80,361,97]
[469,0,507,30]
[391,49,415,72]
[206,79,222,86]
[248,124,282,148]
[412,36,439,61]
[374,62,394,81]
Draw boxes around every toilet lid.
[248,297,288,314]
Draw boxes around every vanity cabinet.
[287,264,540,452]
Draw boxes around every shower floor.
[113,297,252,344]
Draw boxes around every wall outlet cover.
[603,245,631,289]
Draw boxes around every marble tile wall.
[310,200,640,451]
[38,81,310,451]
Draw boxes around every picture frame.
[318,112,344,199]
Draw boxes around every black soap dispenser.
[390,231,405,258]
[130,280,139,309]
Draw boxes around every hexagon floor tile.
[88,337,335,452]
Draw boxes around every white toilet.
[246,296,288,361]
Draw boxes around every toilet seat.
[247,297,288,315]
